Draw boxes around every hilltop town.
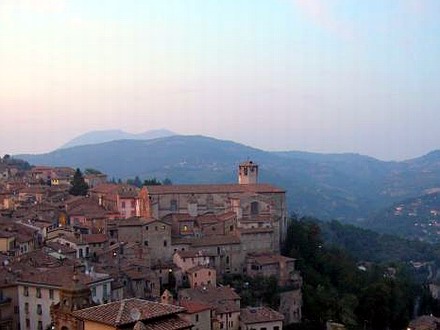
[0,155,301,330]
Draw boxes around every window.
[195,314,199,322]
[121,201,126,209]
[25,302,29,314]
[79,249,83,258]
[37,321,43,330]
[144,240,149,246]
[49,289,54,300]
[194,273,197,278]
[86,247,90,257]
[208,271,211,276]
[251,201,259,215]
[36,304,42,315]
[36,288,43,299]
[25,319,30,329]
[163,240,167,247]
[145,226,149,231]
[131,200,135,208]
[170,200,178,211]
[92,287,96,297]
[23,286,29,297]
[274,327,280,330]
[183,225,188,232]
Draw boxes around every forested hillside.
[283,218,440,330]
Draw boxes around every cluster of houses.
[0,160,302,330]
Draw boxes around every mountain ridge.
[60,128,176,149]
[17,135,440,232]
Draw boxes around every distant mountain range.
[60,129,176,149]
[17,134,440,235]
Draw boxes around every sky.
[1,0,440,161]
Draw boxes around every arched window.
[250,201,259,215]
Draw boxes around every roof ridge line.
[115,299,126,325]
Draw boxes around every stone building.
[179,285,241,330]
[144,161,288,252]
[108,217,173,264]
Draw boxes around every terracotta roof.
[115,217,161,227]
[240,307,284,324]
[191,236,240,247]
[247,253,295,266]
[83,234,108,244]
[137,315,192,330]
[17,265,112,288]
[168,214,196,222]
[180,300,212,314]
[146,184,284,195]
[180,286,240,314]
[91,183,139,198]
[72,298,186,327]
[216,212,236,221]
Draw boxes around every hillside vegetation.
[283,217,440,330]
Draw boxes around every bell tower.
[238,161,258,185]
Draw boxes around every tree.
[69,168,89,196]
[133,176,142,188]
[163,178,172,185]
[143,178,162,186]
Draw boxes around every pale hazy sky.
[1,0,440,160]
